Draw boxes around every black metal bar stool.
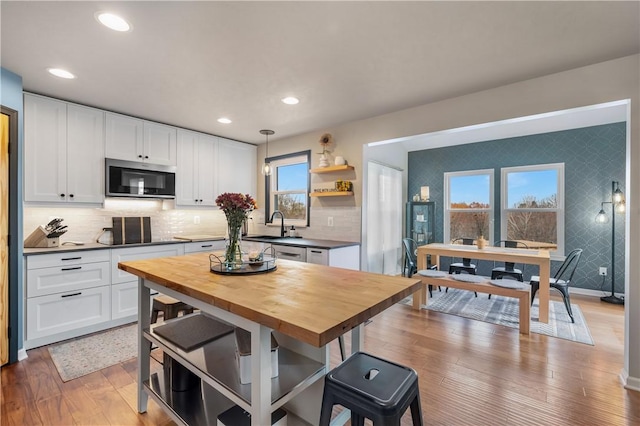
[319,351,423,426]
[151,294,194,324]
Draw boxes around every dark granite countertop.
[23,239,189,256]
[243,236,359,250]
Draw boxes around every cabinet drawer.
[184,240,226,253]
[306,248,328,265]
[26,285,110,340]
[26,250,110,269]
[271,244,306,262]
[27,261,110,298]
[112,282,138,320]
[111,244,185,284]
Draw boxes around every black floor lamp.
[595,181,625,305]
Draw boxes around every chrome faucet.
[269,210,286,237]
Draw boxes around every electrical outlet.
[599,267,607,276]
[194,215,200,225]
[327,216,334,227]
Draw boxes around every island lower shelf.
[145,316,326,410]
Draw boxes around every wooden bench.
[413,274,531,334]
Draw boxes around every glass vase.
[225,222,243,269]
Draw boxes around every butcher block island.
[119,252,421,426]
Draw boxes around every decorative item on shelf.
[334,156,346,166]
[420,186,430,201]
[595,180,625,305]
[317,132,333,168]
[335,180,352,192]
[215,192,257,270]
[477,235,487,249]
[260,129,275,176]
[412,194,420,202]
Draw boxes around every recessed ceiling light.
[281,97,299,105]
[96,12,131,32]
[47,68,76,79]
[217,117,232,124]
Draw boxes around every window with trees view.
[444,170,494,243]
[501,164,564,254]
[265,151,310,226]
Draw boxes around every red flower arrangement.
[215,193,258,267]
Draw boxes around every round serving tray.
[209,253,277,275]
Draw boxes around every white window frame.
[444,169,494,244]
[501,163,565,258]
[266,152,310,228]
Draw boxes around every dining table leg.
[538,260,551,323]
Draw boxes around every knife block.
[24,226,60,248]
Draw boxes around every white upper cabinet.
[176,130,218,206]
[105,113,176,166]
[24,94,104,204]
[217,138,257,196]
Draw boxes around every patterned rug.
[405,288,594,345]
[48,324,138,381]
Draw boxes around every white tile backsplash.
[23,202,361,244]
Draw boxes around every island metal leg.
[250,323,273,426]
[137,277,151,413]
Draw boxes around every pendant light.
[261,129,274,176]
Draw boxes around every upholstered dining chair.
[529,248,583,323]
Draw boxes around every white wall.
[259,54,640,391]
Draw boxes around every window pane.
[506,211,557,247]
[507,170,557,208]
[275,193,307,220]
[277,163,307,191]
[450,175,490,208]
[449,211,490,241]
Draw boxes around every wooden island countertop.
[119,252,421,348]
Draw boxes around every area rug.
[405,288,594,345]
[48,324,138,381]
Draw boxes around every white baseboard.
[17,348,28,361]
[620,369,640,392]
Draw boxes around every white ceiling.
[2,1,638,145]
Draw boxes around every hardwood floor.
[1,294,637,425]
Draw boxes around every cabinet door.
[143,121,177,166]
[105,112,144,161]
[24,94,67,202]
[27,261,110,298]
[111,244,185,284]
[306,248,328,265]
[111,282,138,319]
[67,104,105,203]
[217,138,256,195]
[196,134,218,205]
[26,285,110,340]
[176,129,199,206]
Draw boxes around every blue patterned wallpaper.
[408,122,626,292]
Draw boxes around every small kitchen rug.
[48,323,138,382]
[402,288,594,345]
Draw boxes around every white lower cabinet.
[26,285,110,341]
[112,282,139,320]
[271,244,307,262]
[306,248,328,265]
[111,244,185,284]
[184,240,226,253]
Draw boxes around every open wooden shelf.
[310,191,354,197]
[309,165,354,174]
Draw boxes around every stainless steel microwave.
[105,159,176,199]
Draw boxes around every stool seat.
[319,351,423,426]
[151,295,194,323]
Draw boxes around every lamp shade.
[260,129,274,176]
[420,186,429,201]
[595,209,609,223]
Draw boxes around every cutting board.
[173,235,223,241]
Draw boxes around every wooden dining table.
[415,243,552,323]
